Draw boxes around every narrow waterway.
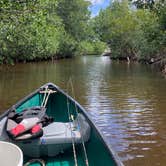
[0,56,166,165]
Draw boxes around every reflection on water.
[0,56,166,165]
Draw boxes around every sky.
[86,0,111,17]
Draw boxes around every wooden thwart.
[39,90,57,94]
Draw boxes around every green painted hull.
[0,83,123,166]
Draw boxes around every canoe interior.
[15,88,117,166]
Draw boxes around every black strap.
[8,106,47,123]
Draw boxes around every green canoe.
[0,83,123,166]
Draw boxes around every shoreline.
[109,56,166,75]
[1,55,165,75]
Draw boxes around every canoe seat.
[16,114,91,157]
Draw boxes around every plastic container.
[0,141,23,166]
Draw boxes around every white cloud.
[86,0,104,5]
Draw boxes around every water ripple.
[0,56,166,165]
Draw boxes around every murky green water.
[0,56,166,165]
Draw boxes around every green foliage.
[0,0,165,64]
[78,41,106,55]
[130,0,155,9]
[58,33,77,57]
[56,0,92,56]
[0,0,94,64]
[93,41,107,55]
[93,0,166,61]
[0,0,63,63]
[134,9,161,59]
[56,0,91,41]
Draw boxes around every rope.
[24,159,45,166]
[41,86,48,107]
[66,95,78,166]
[43,90,51,108]
[41,87,56,108]
[67,78,89,166]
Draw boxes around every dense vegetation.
[0,0,165,68]
[93,0,166,64]
[0,0,105,64]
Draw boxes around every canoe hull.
[0,83,123,166]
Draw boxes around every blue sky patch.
[87,0,111,17]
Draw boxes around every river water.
[0,56,166,165]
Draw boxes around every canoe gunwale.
[0,88,40,120]
[0,82,124,166]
